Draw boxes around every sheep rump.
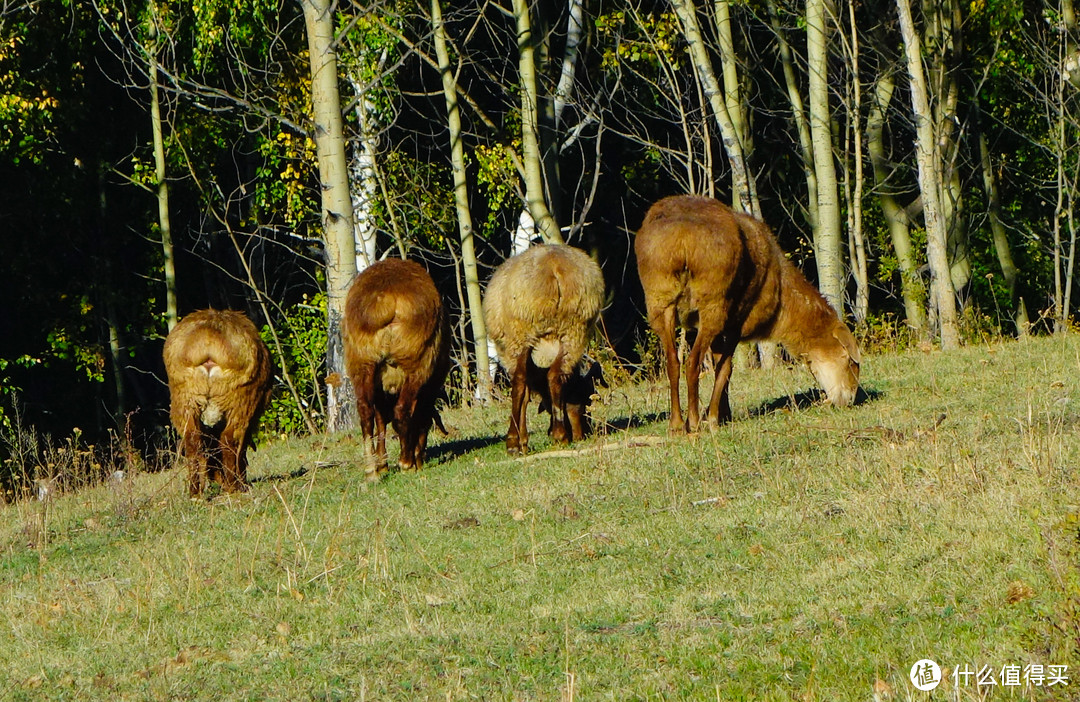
[163,309,272,497]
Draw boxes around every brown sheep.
[163,309,272,497]
[343,258,450,478]
[635,195,861,433]
[484,244,605,454]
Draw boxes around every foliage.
[258,292,328,439]
[254,130,319,230]
[374,151,456,252]
[595,9,683,70]
[0,28,61,164]
[472,142,520,240]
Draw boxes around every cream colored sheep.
[484,244,605,454]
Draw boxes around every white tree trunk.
[867,71,928,337]
[433,0,491,400]
[766,0,818,232]
[896,0,960,349]
[553,0,584,127]
[302,0,360,430]
[513,0,563,245]
[347,72,380,269]
[807,0,844,313]
[671,0,759,217]
[148,20,177,332]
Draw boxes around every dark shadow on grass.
[427,433,505,464]
[748,386,881,417]
[595,411,667,433]
[250,465,313,485]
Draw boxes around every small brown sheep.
[343,258,450,477]
[484,244,605,454]
[163,309,272,497]
[635,195,861,433]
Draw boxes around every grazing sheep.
[163,309,272,497]
[635,195,861,433]
[484,244,605,454]
[343,258,450,477]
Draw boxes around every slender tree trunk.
[302,0,359,431]
[347,70,381,268]
[513,0,563,245]
[896,0,960,349]
[713,0,756,214]
[867,71,928,337]
[975,106,1029,336]
[1065,195,1078,324]
[553,0,584,127]
[845,0,869,324]
[433,0,491,400]
[148,21,177,331]
[1054,0,1077,332]
[767,0,818,231]
[671,0,759,216]
[807,0,844,312]
[926,0,970,293]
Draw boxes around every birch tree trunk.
[148,18,177,332]
[926,0,970,293]
[433,0,491,400]
[807,0,845,312]
[347,71,381,268]
[767,0,818,231]
[867,71,928,337]
[302,0,359,430]
[896,0,960,349]
[553,0,584,127]
[671,0,759,216]
[975,106,1029,336]
[844,0,869,324]
[513,0,563,245]
[713,0,751,165]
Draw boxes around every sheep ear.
[834,330,861,365]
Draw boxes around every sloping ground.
[2,335,1078,700]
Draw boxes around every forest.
[0,0,1076,483]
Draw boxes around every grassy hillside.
[2,336,1079,700]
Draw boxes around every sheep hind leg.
[218,417,251,494]
[652,306,684,434]
[506,349,531,455]
[684,325,720,433]
[546,350,571,445]
[353,365,383,478]
[393,382,421,471]
[372,402,391,479]
[181,413,208,498]
[704,340,736,429]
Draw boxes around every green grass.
[2,336,1079,700]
